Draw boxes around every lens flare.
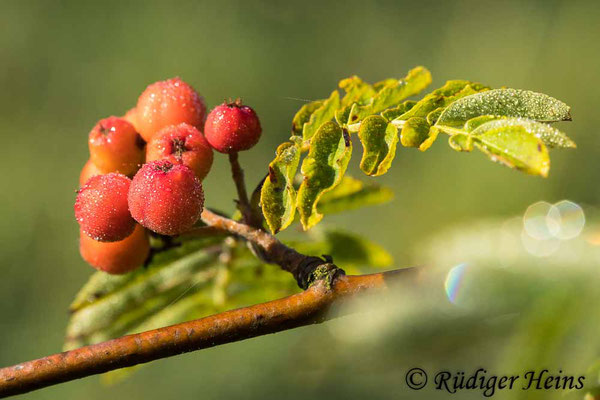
[521,229,560,257]
[445,263,468,304]
[523,201,555,240]
[547,200,585,240]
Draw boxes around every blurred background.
[1,0,599,398]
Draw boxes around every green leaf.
[426,107,445,125]
[418,127,439,151]
[288,229,393,274]
[335,104,354,126]
[469,117,576,148]
[471,122,550,177]
[448,133,473,152]
[436,88,572,127]
[381,100,417,121]
[318,175,394,215]
[69,269,139,313]
[463,115,499,132]
[373,78,398,92]
[302,90,340,141]
[339,75,376,107]
[291,100,323,136]
[400,117,431,149]
[297,121,352,230]
[65,244,220,349]
[260,137,302,233]
[358,115,399,176]
[349,66,432,122]
[395,80,490,121]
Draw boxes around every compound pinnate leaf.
[358,115,399,176]
[318,175,394,214]
[471,122,550,177]
[69,270,139,313]
[297,121,352,230]
[400,117,431,149]
[291,100,324,136]
[349,66,432,122]
[436,89,572,127]
[261,137,302,233]
[470,117,576,149]
[65,244,220,349]
[302,90,340,141]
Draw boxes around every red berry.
[75,173,135,242]
[79,159,103,186]
[146,123,214,181]
[128,160,204,235]
[88,116,145,176]
[79,224,149,274]
[136,77,206,142]
[204,100,262,153]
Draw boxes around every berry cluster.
[75,77,262,274]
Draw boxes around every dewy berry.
[79,224,149,274]
[204,100,262,153]
[88,116,145,176]
[79,159,103,186]
[136,77,206,142]
[146,123,214,181]
[75,173,135,242]
[128,160,204,236]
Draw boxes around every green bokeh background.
[1,0,599,399]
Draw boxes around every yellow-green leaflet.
[302,90,340,141]
[436,89,571,127]
[297,121,352,230]
[472,123,550,177]
[292,100,323,136]
[261,137,302,233]
[349,66,432,122]
[358,115,399,176]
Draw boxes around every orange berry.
[79,159,103,186]
[123,107,139,131]
[136,77,206,142]
[79,224,149,274]
[89,116,145,176]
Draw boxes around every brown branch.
[0,269,414,398]
[200,209,330,288]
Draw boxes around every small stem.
[199,209,336,289]
[228,152,252,223]
[435,125,465,136]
